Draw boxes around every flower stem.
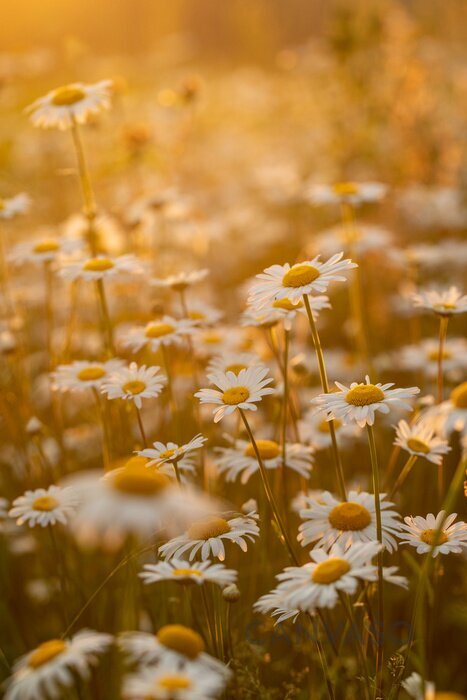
[239,408,298,565]
[436,315,449,404]
[95,279,115,357]
[366,424,384,698]
[338,592,371,700]
[309,614,336,700]
[134,405,147,447]
[92,387,111,470]
[303,294,347,501]
[388,454,418,499]
[70,117,98,256]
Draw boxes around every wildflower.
[399,338,467,378]
[248,253,357,308]
[9,237,82,266]
[51,359,124,393]
[412,286,467,316]
[310,223,394,258]
[195,366,274,423]
[138,434,206,475]
[207,352,259,376]
[398,511,467,557]
[4,630,112,700]
[101,363,166,409]
[9,485,78,528]
[253,588,300,624]
[122,662,227,700]
[402,672,465,700]
[159,512,260,562]
[139,559,237,588]
[121,316,195,353]
[312,375,420,428]
[298,490,401,552]
[59,254,143,282]
[394,419,451,465]
[304,181,387,207]
[151,269,209,291]
[26,80,113,130]
[184,301,222,326]
[0,193,30,219]
[298,409,361,450]
[215,438,313,484]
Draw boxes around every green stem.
[70,117,98,255]
[338,592,371,700]
[388,454,418,500]
[95,279,115,357]
[310,615,336,700]
[436,315,449,404]
[134,405,147,447]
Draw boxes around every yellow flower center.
[420,529,448,546]
[318,418,342,433]
[51,86,86,106]
[188,311,205,320]
[170,281,189,291]
[145,322,175,338]
[225,363,247,375]
[244,439,280,460]
[328,502,372,531]
[435,302,457,312]
[110,465,169,496]
[158,448,176,460]
[83,258,114,272]
[0,200,4,211]
[451,382,467,409]
[172,568,203,578]
[28,639,67,668]
[187,516,231,540]
[332,182,359,196]
[273,298,303,311]
[158,675,192,691]
[157,624,204,659]
[32,496,59,512]
[406,437,431,454]
[202,331,221,344]
[33,239,60,254]
[222,386,250,405]
[77,366,106,381]
[282,264,320,288]
[312,557,351,584]
[346,383,384,406]
[427,349,452,361]
[122,380,146,395]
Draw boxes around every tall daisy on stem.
[312,375,419,696]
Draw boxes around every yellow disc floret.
[328,502,372,531]
[312,558,351,584]
[83,258,114,272]
[346,383,384,406]
[110,465,169,496]
[77,366,106,381]
[282,264,320,288]
[222,386,250,405]
[157,624,205,659]
[406,438,430,454]
[244,439,280,460]
[32,496,59,512]
[420,529,448,546]
[28,639,67,668]
[187,516,231,540]
[33,240,60,254]
[122,380,146,395]
[451,382,467,409]
[52,86,86,106]
[145,323,175,338]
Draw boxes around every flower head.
[398,511,467,557]
[59,255,143,282]
[304,181,387,207]
[121,316,195,353]
[122,661,227,700]
[51,359,124,393]
[139,559,237,588]
[0,193,30,220]
[26,80,113,130]
[215,439,313,484]
[100,363,166,409]
[151,269,209,291]
[394,419,450,465]
[412,286,467,316]
[9,485,78,528]
[195,366,274,423]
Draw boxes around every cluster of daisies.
[1,77,466,700]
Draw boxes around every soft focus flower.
[26,80,113,130]
[398,511,467,557]
[139,559,237,588]
[100,363,166,409]
[195,366,274,423]
[394,419,451,464]
[9,485,78,528]
[412,286,467,316]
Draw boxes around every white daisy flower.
[51,359,124,393]
[298,409,361,450]
[257,541,382,613]
[412,286,467,316]
[401,672,435,700]
[4,629,112,700]
[0,193,31,220]
[304,181,387,207]
[137,435,206,480]
[26,80,113,130]
[193,326,245,357]
[151,269,209,291]
[100,363,166,409]
[399,338,467,378]
[139,559,237,588]
[120,625,230,678]
[312,375,420,428]
[248,253,357,309]
[215,438,313,484]
[184,301,222,326]
[207,352,259,377]
[9,237,82,266]
[394,419,451,465]
[310,223,394,258]
[443,381,467,435]
[121,316,195,353]
[298,490,401,552]
[398,511,467,557]
[59,255,143,282]
[245,294,331,328]
[66,458,218,550]
[382,566,409,590]
[9,485,79,528]
[195,366,274,423]
[122,661,227,700]
[159,512,260,562]
[253,588,300,624]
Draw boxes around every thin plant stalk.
[134,404,147,447]
[70,116,98,255]
[338,592,371,700]
[44,261,55,370]
[388,454,418,499]
[436,315,449,404]
[92,387,111,470]
[95,279,115,357]
[303,294,347,501]
[366,424,384,699]
[309,615,336,700]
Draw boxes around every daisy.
[207,352,259,376]
[9,485,79,528]
[159,512,260,562]
[394,419,451,465]
[9,236,82,266]
[412,286,467,316]
[310,223,394,258]
[138,434,206,476]
[398,511,467,557]
[443,381,467,434]
[151,269,209,292]
[184,301,222,326]
[304,181,387,207]
[120,625,230,677]
[139,559,237,588]
[253,588,300,625]
[257,541,382,613]
[312,375,420,428]
[402,672,465,700]
[399,338,467,378]
[51,359,124,393]
[121,316,195,353]
[298,490,401,552]
[193,326,245,357]
[246,294,331,328]
[4,629,112,700]
[59,254,143,282]
[248,253,357,309]
[101,363,166,409]
[215,438,313,484]
[298,408,361,450]
[66,458,217,549]
[26,80,113,130]
[0,193,30,220]
[122,662,227,700]
[195,366,274,423]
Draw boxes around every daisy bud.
[26,417,44,436]
[222,583,240,603]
